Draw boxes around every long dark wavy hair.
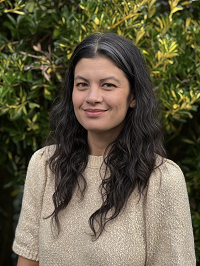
[48,32,166,239]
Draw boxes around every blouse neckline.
[87,155,104,168]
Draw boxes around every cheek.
[72,90,87,107]
[111,94,130,110]
[72,91,80,108]
[72,90,75,105]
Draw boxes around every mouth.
[83,109,107,117]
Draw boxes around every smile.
[83,109,107,117]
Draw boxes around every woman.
[13,33,195,265]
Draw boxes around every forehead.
[74,56,127,79]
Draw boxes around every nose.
[85,85,103,105]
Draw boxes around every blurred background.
[0,0,199,265]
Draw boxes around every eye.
[76,82,88,89]
[102,83,116,88]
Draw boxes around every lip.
[83,109,107,117]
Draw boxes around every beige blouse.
[13,146,196,265]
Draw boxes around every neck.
[87,131,117,156]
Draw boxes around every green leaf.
[13,134,25,142]
[3,21,15,30]
[53,28,61,38]
[43,88,53,100]
[28,103,40,109]
[27,71,33,81]
[6,14,16,26]
[1,87,10,98]
[1,73,10,84]
[25,0,35,13]
[11,110,22,120]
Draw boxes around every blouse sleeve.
[145,159,196,266]
[12,147,49,261]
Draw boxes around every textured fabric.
[13,146,196,265]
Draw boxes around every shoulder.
[30,145,56,163]
[26,145,56,176]
[145,156,191,224]
[155,155,182,172]
[148,156,187,198]
[23,145,56,190]
[154,156,184,183]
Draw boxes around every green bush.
[0,0,199,264]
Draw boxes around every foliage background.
[0,0,199,265]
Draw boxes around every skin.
[72,56,135,156]
[17,256,39,266]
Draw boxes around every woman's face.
[72,56,135,137]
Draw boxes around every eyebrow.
[74,75,121,83]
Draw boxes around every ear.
[129,95,136,108]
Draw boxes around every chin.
[80,123,107,132]
[86,128,107,133]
